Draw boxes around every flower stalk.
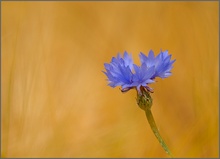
[137,87,173,157]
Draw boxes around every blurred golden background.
[2,1,218,158]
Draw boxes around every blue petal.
[148,50,155,59]
[139,52,148,64]
[123,51,133,70]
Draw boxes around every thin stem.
[136,87,173,157]
[145,108,173,157]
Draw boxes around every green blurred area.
[2,1,218,158]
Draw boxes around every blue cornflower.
[103,50,175,93]
[139,50,176,79]
[103,52,133,90]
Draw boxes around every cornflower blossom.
[103,50,175,94]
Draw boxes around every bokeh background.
[2,1,219,158]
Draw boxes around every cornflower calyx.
[137,86,153,110]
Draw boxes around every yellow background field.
[2,1,218,158]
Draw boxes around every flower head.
[103,50,175,93]
[139,50,176,79]
[103,51,133,89]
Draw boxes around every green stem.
[136,87,173,157]
[145,108,173,157]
